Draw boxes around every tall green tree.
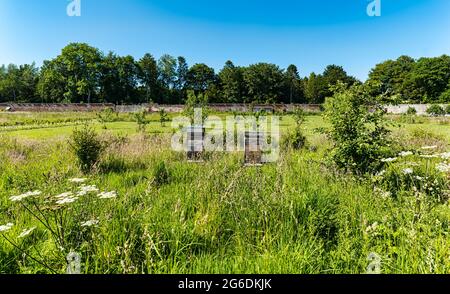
[402,55,450,102]
[38,43,103,103]
[367,55,415,100]
[186,63,216,93]
[138,53,158,103]
[243,63,284,103]
[284,64,305,104]
[218,60,245,103]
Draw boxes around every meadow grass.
[0,113,449,274]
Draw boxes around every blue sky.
[0,0,449,80]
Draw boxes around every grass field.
[0,111,449,274]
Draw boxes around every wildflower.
[420,154,438,159]
[365,222,379,235]
[69,178,87,183]
[98,191,117,199]
[421,146,438,150]
[440,152,450,159]
[376,170,386,177]
[81,219,99,227]
[381,157,397,163]
[77,185,99,196]
[0,223,13,232]
[414,176,424,181]
[399,151,413,157]
[9,190,42,202]
[436,163,450,173]
[55,192,73,199]
[403,168,414,175]
[56,197,78,205]
[19,227,36,238]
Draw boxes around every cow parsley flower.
[69,178,87,183]
[55,192,73,199]
[81,219,99,227]
[422,146,438,150]
[56,197,78,205]
[399,151,413,157]
[19,227,36,238]
[403,168,414,175]
[436,163,450,173]
[381,157,397,163]
[98,191,117,199]
[0,223,13,232]
[77,185,99,196]
[10,190,42,202]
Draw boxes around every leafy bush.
[426,104,445,116]
[152,161,170,187]
[406,107,417,115]
[96,108,118,128]
[134,109,150,132]
[159,108,169,126]
[282,127,306,150]
[324,82,391,174]
[446,104,450,114]
[70,125,104,173]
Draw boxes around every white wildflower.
[439,152,450,159]
[399,151,413,157]
[55,192,73,199]
[376,170,386,177]
[18,227,36,238]
[0,223,13,232]
[381,157,397,163]
[56,197,78,205]
[98,191,117,199]
[403,168,414,175]
[69,178,87,183]
[420,154,438,159]
[414,176,424,181]
[9,190,42,202]
[77,185,99,196]
[80,219,99,227]
[421,146,438,150]
[436,163,450,173]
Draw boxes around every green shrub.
[426,104,445,116]
[324,82,391,175]
[134,109,150,132]
[406,107,417,115]
[70,125,104,173]
[446,104,450,115]
[282,127,306,150]
[159,108,169,126]
[152,161,170,187]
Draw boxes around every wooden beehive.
[186,125,205,162]
[244,131,263,166]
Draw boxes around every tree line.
[0,43,449,104]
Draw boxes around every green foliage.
[70,124,104,173]
[446,104,450,115]
[96,108,118,129]
[324,82,391,174]
[152,161,170,187]
[426,104,446,116]
[158,108,169,126]
[134,109,150,132]
[184,90,209,123]
[243,63,285,103]
[406,106,417,115]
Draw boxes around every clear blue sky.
[1,0,449,80]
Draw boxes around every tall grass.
[0,130,449,274]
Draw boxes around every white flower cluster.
[81,219,99,227]
[9,190,42,202]
[0,223,13,232]
[98,191,118,199]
